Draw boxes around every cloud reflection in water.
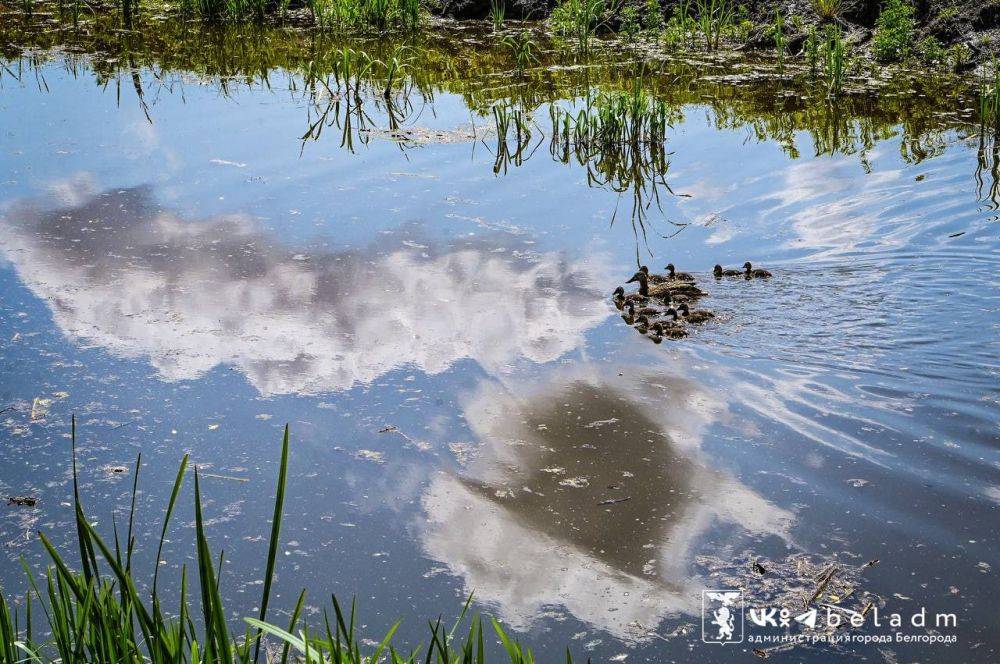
[0,178,609,394]
[420,365,793,639]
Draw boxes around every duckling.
[636,305,662,317]
[634,315,650,334]
[650,319,688,339]
[612,286,626,310]
[677,302,715,324]
[665,263,695,282]
[621,301,636,325]
[653,311,690,338]
[743,261,772,278]
[713,264,741,278]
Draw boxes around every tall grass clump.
[180,0,268,23]
[490,0,506,32]
[822,24,846,97]
[772,9,785,71]
[811,0,841,22]
[694,0,735,51]
[0,419,569,663]
[804,24,820,74]
[550,0,609,51]
[501,32,539,74]
[979,61,1000,132]
[307,0,419,31]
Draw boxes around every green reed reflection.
[1,7,993,220]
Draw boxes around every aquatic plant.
[501,32,539,74]
[661,0,695,50]
[550,0,609,51]
[978,61,1000,131]
[0,420,568,663]
[823,24,846,98]
[694,0,736,51]
[490,0,505,32]
[804,24,820,74]
[873,0,915,63]
[772,9,785,72]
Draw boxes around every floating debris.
[598,496,631,506]
[355,449,385,464]
[7,496,38,507]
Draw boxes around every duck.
[677,303,715,324]
[634,315,650,334]
[743,261,772,278]
[636,305,662,317]
[639,265,671,284]
[713,264,741,278]
[664,263,695,282]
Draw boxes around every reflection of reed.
[975,126,1000,210]
[2,18,987,232]
[545,83,688,258]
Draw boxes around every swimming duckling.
[677,303,715,324]
[743,261,772,278]
[621,301,636,325]
[713,264,741,278]
[612,286,626,310]
[636,305,661,317]
[665,263,695,282]
[649,320,688,339]
[634,315,650,334]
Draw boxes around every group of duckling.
[612,262,771,343]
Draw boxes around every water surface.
[0,15,998,662]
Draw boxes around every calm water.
[0,17,998,663]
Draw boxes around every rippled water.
[0,17,998,663]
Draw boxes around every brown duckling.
[677,303,715,324]
[665,263,695,282]
[634,315,651,334]
[743,261,772,278]
[649,320,688,339]
[713,264,741,278]
[621,301,636,325]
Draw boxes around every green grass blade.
[254,423,290,664]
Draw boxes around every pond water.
[0,16,998,663]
